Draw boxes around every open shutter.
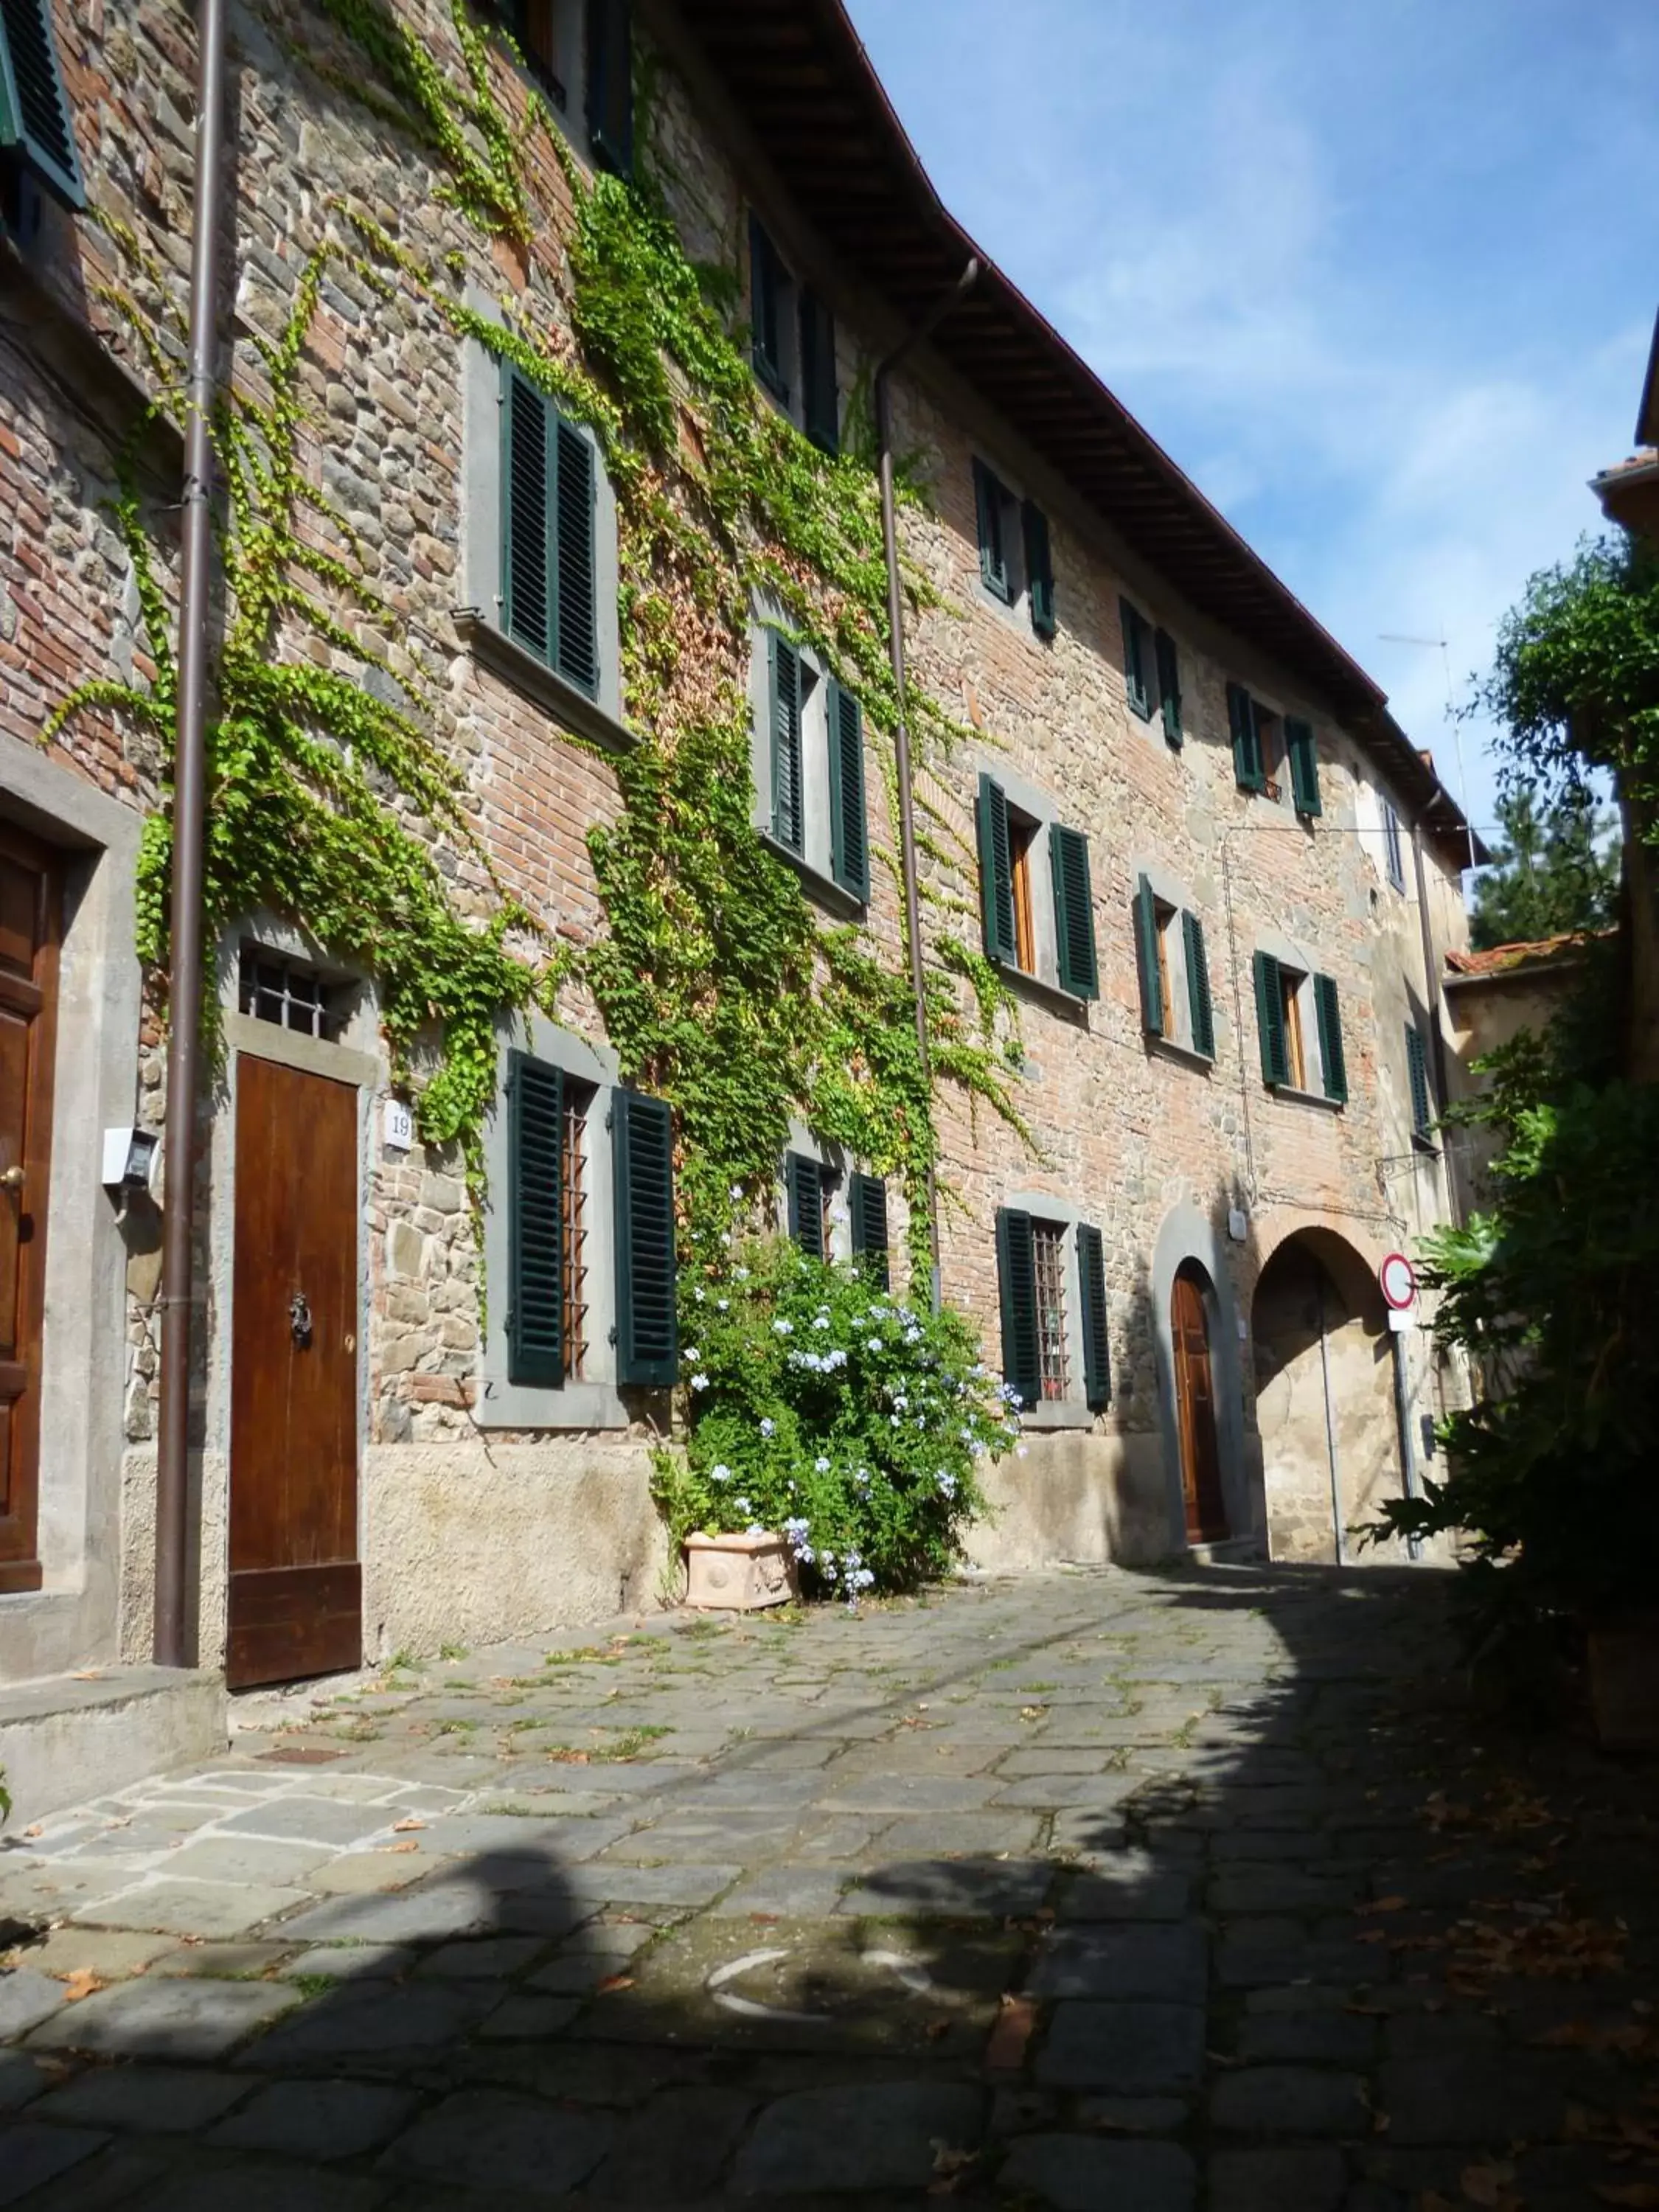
[769,633,804,852]
[1183,910,1215,1060]
[1286,717,1322,816]
[553,420,598,697]
[1228,682,1265,792]
[826,679,869,900]
[1075,1222,1111,1412]
[1049,824,1099,999]
[977,773,1017,964]
[1155,628,1182,746]
[613,1090,676,1385]
[1133,874,1165,1036]
[1120,598,1149,717]
[849,1171,889,1290]
[502,366,554,664]
[1253,950,1289,1086]
[0,0,83,208]
[973,459,1009,601]
[799,290,838,454]
[994,1207,1040,1411]
[506,1053,563,1388]
[1406,1025,1433,1136]
[1313,973,1347,1103]
[1022,501,1055,639]
[585,0,632,175]
[749,212,786,400]
[785,1151,824,1261]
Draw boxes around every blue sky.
[844,0,1657,859]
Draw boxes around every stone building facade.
[0,0,1478,1710]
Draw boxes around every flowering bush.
[653,1237,1020,1598]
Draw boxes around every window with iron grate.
[238,947,348,1041]
[560,1079,593,1380]
[1032,1220,1070,1402]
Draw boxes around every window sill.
[759,830,866,918]
[1147,1032,1214,1074]
[995,960,1091,1020]
[1019,1400,1097,1432]
[1411,1132,1440,1157]
[474,1371,655,1431]
[453,609,636,754]
[1267,1083,1344,1113]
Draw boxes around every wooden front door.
[0,825,60,1594]
[1172,1266,1228,1543]
[229,1054,361,1688]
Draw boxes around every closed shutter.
[1022,501,1055,639]
[1253,950,1289,1086]
[1228,682,1265,792]
[1155,627,1182,745]
[1286,717,1322,816]
[613,1089,676,1384]
[507,1052,564,1387]
[553,420,598,697]
[785,1151,824,1261]
[1183,909,1215,1059]
[769,633,804,852]
[826,679,869,900]
[1133,874,1165,1036]
[1406,1025,1433,1136]
[973,459,1009,601]
[749,212,786,400]
[1120,597,1149,717]
[1075,1222,1111,1413]
[0,0,84,208]
[1049,824,1099,999]
[995,1207,1040,1411]
[1313,973,1347,1102]
[799,290,838,454]
[977,773,1016,964]
[849,1171,889,1290]
[585,0,632,175]
[502,366,553,664]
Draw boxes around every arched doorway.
[1172,1263,1227,1542]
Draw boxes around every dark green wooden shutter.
[1406,1025,1433,1136]
[553,420,598,697]
[1253,950,1289,1086]
[1022,501,1055,639]
[1120,597,1150,717]
[849,1171,889,1290]
[749,212,786,400]
[1228,682,1265,792]
[502,366,553,664]
[1133,874,1164,1036]
[799,290,838,454]
[585,0,632,175]
[769,633,804,852]
[1286,717,1321,816]
[0,0,83,209]
[613,1089,676,1385]
[1049,824,1098,999]
[977,773,1016,964]
[826,679,869,900]
[1183,911,1214,1059]
[973,459,1009,601]
[785,1151,824,1261]
[507,1052,563,1388]
[995,1206,1040,1411]
[1155,627,1182,745]
[1313,973,1346,1103]
[1075,1222,1111,1412]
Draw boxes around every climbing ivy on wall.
[57,0,1029,1251]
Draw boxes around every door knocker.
[289,1291,313,1348]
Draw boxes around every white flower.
[893,1394,908,1411]
[720,1232,732,1248]
[1016,1445,1029,1458]
[937,1472,957,1498]
[813,1310,831,1329]
[690,1372,710,1391]
[773,1319,793,1337]
[866,1338,883,1353]
[710,1463,731,1483]
[734,1266,750,1281]
[717,1298,729,1311]
[759,1416,775,1437]
[736,1496,751,1514]
[815,1455,830,1472]
[729,1183,743,1200]
[683,1347,700,1363]
[746,1523,765,1536]
[692,1287,706,1303]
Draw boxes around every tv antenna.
[1377,629,1480,874]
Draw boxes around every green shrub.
[653,1237,1019,1598]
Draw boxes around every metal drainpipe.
[1409,817,1458,1222]
[872,258,978,1315]
[154,0,229,1669]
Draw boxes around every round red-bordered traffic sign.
[1379,1252,1416,1310]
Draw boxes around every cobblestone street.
[2,1562,1658,2208]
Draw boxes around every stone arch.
[1150,1200,1255,1554]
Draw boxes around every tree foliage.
[1469,785,1619,950]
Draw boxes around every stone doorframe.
[1150,1199,1258,1552]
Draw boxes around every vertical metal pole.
[1390,1325,1423,1563]
[1312,1263,1344,1567]
[154,0,228,1669]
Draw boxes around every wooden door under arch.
[1172,1266,1227,1542]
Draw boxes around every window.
[1228,683,1319,811]
[1132,880,1214,1059]
[1123,600,1183,744]
[848,1171,889,1290]
[995,1208,1111,1416]
[1382,798,1406,891]
[0,0,84,209]
[784,1150,889,1287]
[1253,951,1346,1104]
[756,627,869,902]
[1406,1024,1436,1143]
[488,0,568,103]
[501,365,599,697]
[748,214,838,454]
[978,773,1098,1000]
[1155,627,1183,747]
[238,948,347,1041]
[1285,718,1322,817]
[585,0,632,175]
[785,1149,831,1262]
[973,459,1053,639]
[1121,598,1151,719]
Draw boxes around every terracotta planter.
[1587,1613,1659,1751]
[684,1530,799,1612]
